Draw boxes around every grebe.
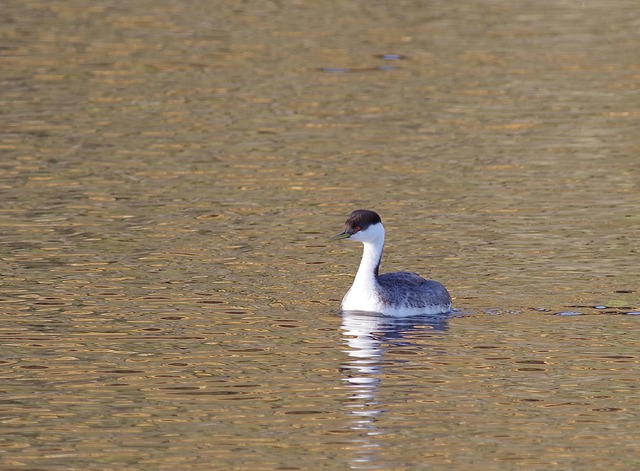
[332,209,452,317]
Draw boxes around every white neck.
[351,224,385,290]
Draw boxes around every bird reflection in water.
[340,311,450,469]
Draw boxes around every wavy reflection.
[340,311,450,469]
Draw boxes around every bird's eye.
[354,226,361,232]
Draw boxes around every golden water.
[1,0,638,469]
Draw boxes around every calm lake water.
[1,0,639,469]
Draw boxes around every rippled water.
[1,0,639,469]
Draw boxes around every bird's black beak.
[330,230,351,241]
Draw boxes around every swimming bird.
[332,209,452,317]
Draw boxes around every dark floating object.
[482,308,521,315]
[319,65,397,73]
[320,67,350,73]
[319,54,406,73]
[376,54,406,60]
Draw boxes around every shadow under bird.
[332,209,452,317]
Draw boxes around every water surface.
[1,0,639,469]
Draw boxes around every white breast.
[341,285,384,313]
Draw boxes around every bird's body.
[333,209,452,317]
